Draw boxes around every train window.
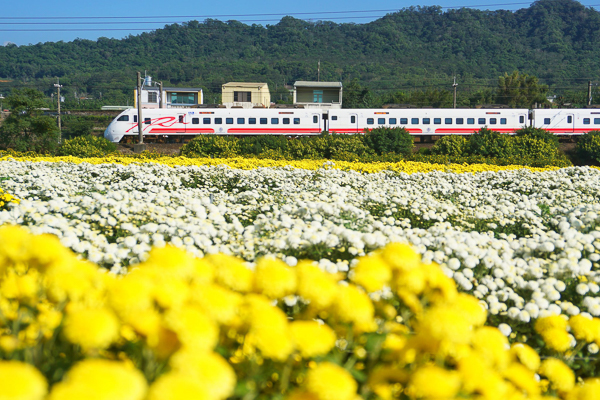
[331,116,338,121]
[313,116,318,123]
[423,118,430,124]
[272,118,279,124]
[294,118,300,124]
[584,118,591,125]
[249,118,256,124]
[260,118,267,124]
[378,118,385,124]
[567,116,572,123]
[411,118,419,124]
[456,118,464,124]
[500,118,507,125]
[467,118,475,125]
[445,118,452,124]
[237,118,245,124]
[192,118,199,125]
[489,118,497,125]
[179,115,184,123]
[351,116,356,123]
[400,118,408,124]
[367,118,374,125]
[519,116,525,124]
[133,115,138,123]
[203,118,211,124]
[215,118,222,124]
[434,118,441,124]
[595,118,600,124]
[478,118,486,124]
[389,118,397,124]
[283,118,290,124]
[226,118,233,124]
[544,118,550,125]
[117,115,129,122]
[144,117,151,125]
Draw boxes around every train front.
[103,111,130,143]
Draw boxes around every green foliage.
[57,135,117,157]
[511,135,560,160]
[576,131,600,164]
[0,89,60,154]
[497,71,549,108]
[180,135,240,158]
[63,120,94,139]
[363,127,414,155]
[515,126,559,147]
[238,135,289,156]
[468,128,514,158]
[431,135,468,156]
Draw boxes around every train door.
[518,113,528,128]
[350,113,359,133]
[312,113,322,133]
[177,113,186,133]
[566,113,574,133]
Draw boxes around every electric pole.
[589,81,593,106]
[452,76,458,109]
[318,60,320,82]
[54,79,63,143]
[159,81,163,108]
[134,71,146,153]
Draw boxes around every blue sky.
[1,0,597,46]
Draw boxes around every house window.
[234,91,252,102]
[147,92,158,103]
[313,90,323,103]
[170,92,196,105]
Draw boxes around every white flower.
[576,283,590,295]
[498,323,512,337]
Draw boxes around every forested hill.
[1,0,599,104]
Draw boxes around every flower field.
[1,155,600,399]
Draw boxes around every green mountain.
[0,0,598,107]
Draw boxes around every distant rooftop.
[294,81,342,88]
[222,82,268,88]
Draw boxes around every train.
[103,107,600,143]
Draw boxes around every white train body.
[104,106,598,143]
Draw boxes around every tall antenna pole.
[589,81,593,106]
[54,78,63,143]
[452,76,458,109]
[318,60,320,82]
[134,71,146,153]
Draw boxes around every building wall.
[222,85,270,108]
[296,88,340,104]
[135,89,203,108]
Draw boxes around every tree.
[0,89,60,153]
[496,71,549,108]
[342,79,376,108]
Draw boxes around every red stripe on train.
[227,128,321,134]
[149,128,215,133]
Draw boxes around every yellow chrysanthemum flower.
[453,293,487,326]
[539,358,575,392]
[540,328,572,353]
[164,305,218,352]
[169,350,236,399]
[296,261,339,310]
[566,378,600,400]
[415,304,473,351]
[45,259,106,303]
[48,359,147,400]
[471,327,510,369]
[351,254,392,293]
[191,283,243,326]
[62,307,120,350]
[569,315,600,343]
[407,365,461,399]
[152,275,190,309]
[147,373,211,400]
[139,245,196,279]
[206,253,254,293]
[253,256,297,299]
[503,363,540,396]
[510,343,540,371]
[290,320,337,358]
[0,360,47,400]
[535,315,568,334]
[305,362,357,400]
[334,284,376,332]
[380,242,421,272]
[108,272,155,316]
[245,294,294,361]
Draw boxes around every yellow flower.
[539,358,575,392]
[164,305,218,352]
[148,373,211,400]
[305,362,357,400]
[503,363,540,396]
[169,350,236,399]
[191,258,215,285]
[334,284,376,332]
[471,327,510,369]
[48,359,147,400]
[351,254,392,293]
[296,261,339,310]
[253,256,297,299]
[206,253,253,293]
[290,321,337,358]
[453,293,487,327]
[62,307,120,351]
[0,360,47,400]
[569,315,600,343]
[407,365,461,399]
[379,243,421,272]
[191,283,243,326]
[245,295,294,361]
[566,378,600,400]
[535,315,568,334]
[139,245,196,279]
[45,259,106,303]
[108,272,155,316]
[152,275,190,309]
[510,343,540,371]
[415,304,473,352]
[540,328,572,353]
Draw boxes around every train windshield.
[117,115,129,122]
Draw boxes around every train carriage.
[531,109,600,135]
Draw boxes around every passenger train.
[103,107,600,143]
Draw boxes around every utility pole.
[134,71,146,153]
[452,76,458,109]
[318,60,320,82]
[159,81,163,108]
[589,81,593,106]
[54,79,63,143]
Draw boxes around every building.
[293,81,343,109]
[134,85,203,109]
[221,82,270,108]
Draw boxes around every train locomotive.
[103,107,600,143]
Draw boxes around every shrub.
[363,127,414,155]
[180,135,240,158]
[431,135,468,156]
[511,135,560,159]
[285,138,323,160]
[468,128,513,158]
[238,135,289,156]
[515,126,559,147]
[57,135,117,157]
[576,131,600,164]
